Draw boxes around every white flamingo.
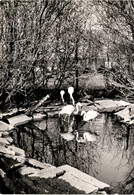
[75,131,97,143]
[81,110,99,121]
[59,102,82,117]
[59,87,82,121]
[68,86,75,105]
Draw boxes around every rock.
[115,100,130,107]
[8,114,32,127]
[60,132,75,141]
[0,131,10,136]
[5,136,13,143]
[58,165,110,194]
[0,137,10,145]
[97,190,108,194]
[95,99,128,113]
[2,108,25,117]
[0,121,14,131]
[33,113,47,121]
[12,155,26,163]
[114,106,134,125]
[3,153,26,163]
[25,158,52,169]
[8,145,25,156]
[19,166,41,176]
[6,163,25,177]
[114,107,130,120]
[29,166,63,178]
[0,145,15,156]
[59,172,98,193]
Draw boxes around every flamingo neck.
[83,112,87,121]
[70,94,75,105]
[74,103,79,114]
[61,95,64,104]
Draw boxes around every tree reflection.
[12,111,134,194]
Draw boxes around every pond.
[12,110,134,194]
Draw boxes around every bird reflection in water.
[75,131,97,143]
[59,116,75,141]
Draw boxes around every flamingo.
[68,87,75,105]
[59,104,74,117]
[59,102,82,116]
[81,110,99,121]
[75,131,97,143]
[60,90,65,104]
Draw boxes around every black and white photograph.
[0,0,134,194]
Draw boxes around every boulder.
[8,145,25,156]
[25,158,52,169]
[0,121,14,131]
[8,114,32,126]
[33,113,47,121]
[0,145,15,156]
[19,166,41,176]
[58,165,110,194]
[29,166,63,178]
[95,99,129,113]
[0,137,10,145]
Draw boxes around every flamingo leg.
[63,114,67,122]
[67,115,70,123]
[86,120,93,130]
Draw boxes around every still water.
[13,111,134,194]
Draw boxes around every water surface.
[13,111,134,194]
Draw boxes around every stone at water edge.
[0,131,10,136]
[26,158,52,169]
[0,137,10,145]
[33,113,47,121]
[19,166,41,176]
[0,134,13,143]
[59,172,98,193]
[114,107,130,120]
[94,99,130,113]
[115,100,130,107]
[58,165,110,189]
[60,133,74,141]
[0,121,14,131]
[5,136,13,143]
[29,166,63,178]
[8,145,25,156]
[8,114,32,127]
[11,154,26,164]
[0,145,15,156]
